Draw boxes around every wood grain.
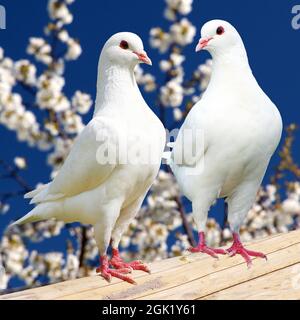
[1,230,299,300]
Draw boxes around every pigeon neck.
[209,44,253,85]
[94,57,138,115]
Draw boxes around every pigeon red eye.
[120,40,129,49]
[216,26,225,35]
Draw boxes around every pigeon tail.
[25,183,64,205]
[10,202,62,228]
[24,183,49,199]
[29,191,65,205]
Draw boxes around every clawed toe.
[228,248,267,268]
[97,266,136,284]
[111,258,150,273]
[189,232,227,259]
[96,250,151,285]
[226,233,267,268]
[189,245,226,259]
[110,249,151,274]
[97,255,136,285]
[211,248,228,255]
[129,262,151,273]
[99,268,136,284]
[114,267,133,274]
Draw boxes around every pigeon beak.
[134,51,152,65]
[195,37,213,52]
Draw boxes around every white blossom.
[0,203,10,215]
[36,74,70,112]
[62,110,84,134]
[48,0,73,25]
[14,157,27,169]
[160,80,184,107]
[159,60,172,72]
[14,60,37,85]
[173,107,183,120]
[282,198,300,214]
[27,38,52,65]
[170,52,185,66]
[57,30,70,42]
[65,39,82,60]
[72,91,93,114]
[165,0,193,21]
[170,18,196,46]
[150,28,172,53]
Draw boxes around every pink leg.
[189,232,227,259]
[96,255,136,285]
[226,232,267,268]
[110,248,151,274]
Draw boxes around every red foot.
[96,255,136,285]
[110,248,151,274]
[226,233,267,268]
[189,232,227,259]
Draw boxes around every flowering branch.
[141,0,212,246]
[270,124,300,205]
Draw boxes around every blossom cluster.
[0,0,94,291]
[147,0,212,121]
[0,0,92,156]
[0,229,82,290]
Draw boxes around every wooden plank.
[1,230,299,300]
[202,263,300,300]
[0,253,189,300]
[137,235,300,300]
[1,231,279,300]
[61,230,299,300]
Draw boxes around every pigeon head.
[196,20,243,54]
[102,32,152,67]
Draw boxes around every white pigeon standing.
[11,32,166,284]
[169,20,282,267]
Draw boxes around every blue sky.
[1,0,300,228]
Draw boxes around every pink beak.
[133,51,152,65]
[195,37,213,52]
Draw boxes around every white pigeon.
[12,32,166,284]
[169,20,282,267]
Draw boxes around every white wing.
[30,117,120,204]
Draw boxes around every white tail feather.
[9,202,61,228]
[24,183,49,199]
[30,192,64,205]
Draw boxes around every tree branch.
[0,159,31,192]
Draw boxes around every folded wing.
[27,117,119,204]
